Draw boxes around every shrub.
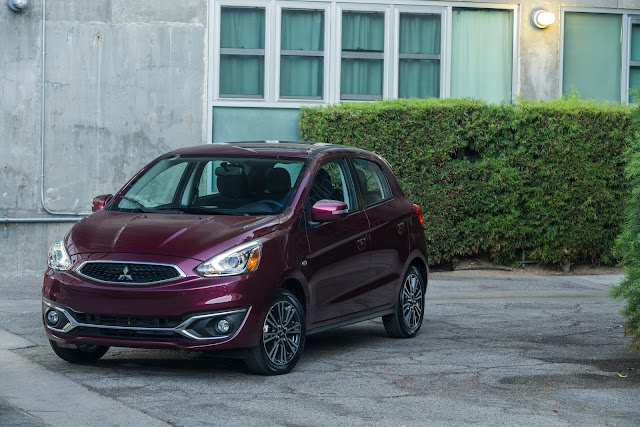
[611,105,640,353]
[299,98,634,266]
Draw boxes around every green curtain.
[341,12,384,98]
[280,9,324,98]
[220,55,264,96]
[563,12,621,103]
[220,8,264,49]
[220,8,265,96]
[399,14,440,55]
[399,14,440,99]
[630,25,640,103]
[450,9,513,104]
[399,60,439,99]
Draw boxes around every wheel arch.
[280,277,307,315]
[406,252,429,291]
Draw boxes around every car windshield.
[109,155,306,215]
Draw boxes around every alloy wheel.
[401,272,423,331]
[262,300,302,366]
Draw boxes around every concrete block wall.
[1,0,208,276]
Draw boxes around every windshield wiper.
[177,206,235,215]
[120,196,157,213]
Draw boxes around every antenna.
[305,122,316,142]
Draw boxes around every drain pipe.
[39,0,90,217]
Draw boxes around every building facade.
[1,0,639,275]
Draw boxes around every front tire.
[383,265,425,338]
[49,340,109,363]
[245,289,306,375]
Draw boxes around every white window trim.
[337,3,391,101]
[393,5,448,99]
[207,0,521,127]
[559,7,640,104]
[212,0,273,103]
[275,2,332,103]
[627,16,640,104]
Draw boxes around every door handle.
[356,237,367,251]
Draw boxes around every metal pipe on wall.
[3,217,83,223]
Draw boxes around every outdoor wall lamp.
[7,0,29,12]
[533,9,555,29]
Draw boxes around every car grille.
[78,262,183,284]
[71,311,183,328]
[73,327,181,340]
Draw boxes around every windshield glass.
[109,156,306,215]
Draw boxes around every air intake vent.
[78,262,184,284]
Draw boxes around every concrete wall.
[1,0,208,276]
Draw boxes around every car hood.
[66,210,280,261]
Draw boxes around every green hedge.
[299,98,634,266]
[612,105,640,353]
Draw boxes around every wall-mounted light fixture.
[7,0,29,12]
[533,9,555,29]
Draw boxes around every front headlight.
[47,240,72,271]
[196,239,262,277]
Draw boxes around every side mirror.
[311,200,348,222]
[92,194,113,212]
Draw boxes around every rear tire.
[49,340,109,363]
[383,265,425,338]
[245,289,306,375]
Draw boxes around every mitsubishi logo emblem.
[118,266,133,281]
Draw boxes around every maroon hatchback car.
[43,141,428,374]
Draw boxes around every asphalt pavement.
[0,272,638,426]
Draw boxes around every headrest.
[247,167,267,195]
[266,168,291,195]
[218,174,248,198]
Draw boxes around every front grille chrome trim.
[76,260,186,285]
[43,300,249,342]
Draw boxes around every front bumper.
[42,253,279,351]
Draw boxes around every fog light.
[46,310,59,326]
[216,319,230,334]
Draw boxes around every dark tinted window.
[352,158,392,207]
[308,159,355,210]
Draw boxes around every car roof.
[167,141,372,159]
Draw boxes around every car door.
[304,157,371,325]
[351,156,410,306]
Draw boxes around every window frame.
[393,5,447,99]
[628,17,640,103]
[337,4,390,101]
[559,7,640,104]
[275,3,331,102]
[215,1,271,100]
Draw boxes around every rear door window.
[352,158,392,207]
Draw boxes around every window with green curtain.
[280,9,324,99]
[219,7,265,98]
[398,13,441,99]
[629,24,640,103]
[450,9,513,104]
[341,11,384,100]
[563,12,621,103]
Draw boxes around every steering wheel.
[256,199,282,209]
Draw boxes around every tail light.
[413,204,423,225]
